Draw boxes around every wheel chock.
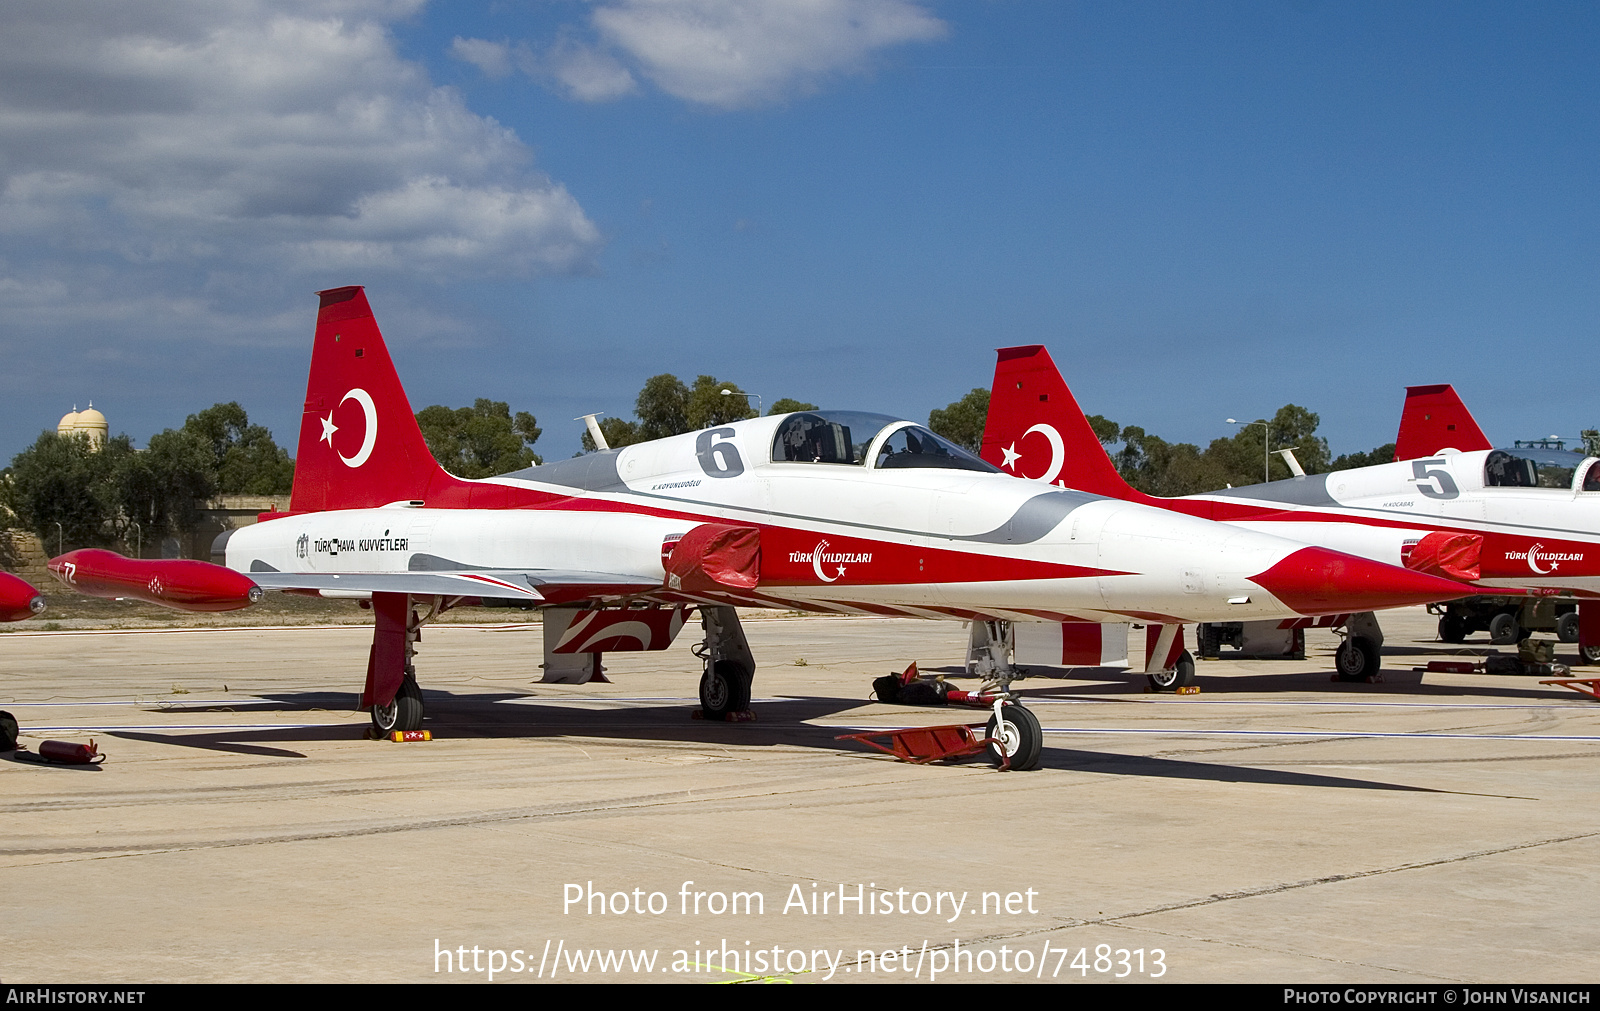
[835,723,998,767]
[363,727,433,741]
[692,709,757,722]
[1145,685,1202,695]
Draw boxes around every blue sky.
[2,1,1597,464]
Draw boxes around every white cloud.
[0,0,603,301]
[545,39,640,103]
[449,36,514,79]
[457,0,946,109]
[594,0,947,108]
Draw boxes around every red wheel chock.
[835,723,1006,770]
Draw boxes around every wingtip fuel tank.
[47,549,263,612]
[0,571,45,622]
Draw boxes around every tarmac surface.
[2,606,1598,984]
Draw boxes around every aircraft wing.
[247,569,663,602]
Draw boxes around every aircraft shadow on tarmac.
[931,666,1583,703]
[78,686,1462,796]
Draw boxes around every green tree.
[1218,406,1331,485]
[1330,443,1396,471]
[581,373,772,452]
[416,399,543,478]
[182,402,294,494]
[1086,415,1120,446]
[116,428,217,542]
[769,398,819,416]
[686,375,757,430]
[579,417,643,453]
[928,389,990,453]
[635,374,691,441]
[3,432,127,551]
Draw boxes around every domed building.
[57,404,108,449]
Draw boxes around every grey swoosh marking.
[958,490,1096,543]
[1208,473,1337,507]
[502,450,627,492]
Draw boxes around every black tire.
[1146,650,1197,692]
[1488,612,1521,646]
[985,703,1042,771]
[1579,643,1600,666]
[1438,613,1467,644]
[1335,637,1381,682]
[699,659,753,718]
[370,677,424,734]
[1557,612,1580,644]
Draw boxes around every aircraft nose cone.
[1248,545,1473,615]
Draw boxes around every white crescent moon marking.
[812,539,839,583]
[577,621,654,652]
[1528,542,1553,575]
[338,388,377,468]
[1022,423,1065,484]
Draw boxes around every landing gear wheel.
[1488,612,1521,646]
[986,703,1042,771]
[1579,643,1600,666]
[1146,650,1197,692]
[1438,613,1467,644]
[370,677,423,734]
[1557,612,1580,644]
[1335,637,1381,682]
[699,660,752,719]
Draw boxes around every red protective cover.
[664,524,761,592]
[1394,385,1492,461]
[1404,531,1483,581]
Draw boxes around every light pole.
[54,521,63,556]
[720,388,763,417]
[1227,418,1271,484]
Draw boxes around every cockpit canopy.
[771,411,999,473]
[1483,447,1589,489]
[873,425,998,472]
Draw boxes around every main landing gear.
[1147,651,1196,692]
[1333,611,1385,683]
[364,593,447,735]
[694,606,756,721]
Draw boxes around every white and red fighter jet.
[48,289,1476,769]
[980,346,1600,681]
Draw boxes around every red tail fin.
[979,345,1138,500]
[1394,384,1491,461]
[290,286,462,512]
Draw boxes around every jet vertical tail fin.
[1394,384,1492,461]
[290,286,462,513]
[979,345,1141,501]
